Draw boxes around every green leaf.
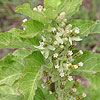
[15,3,50,24]
[0,28,31,48]
[0,83,24,100]
[90,20,100,34]
[0,48,32,86]
[19,51,45,100]
[73,51,100,77]
[58,0,83,19]
[20,20,44,38]
[13,48,32,66]
[0,55,24,86]
[44,0,61,9]
[34,88,45,100]
[73,51,100,99]
[43,9,58,19]
[67,20,100,37]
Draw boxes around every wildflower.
[23,27,26,30]
[55,64,60,69]
[72,88,77,92]
[33,7,38,11]
[82,93,86,97]
[53,53,58,58]
[74,65,78,69]
[60,72,65,77]
[40,41,44,47]
[52,27,56,33]
[78,62,83,67]
[68,51,73,56]
[68,76,73,81]
[23,18,27,22]
[62,81,66,85]
[79,50,83,55]
[75,28,80,34]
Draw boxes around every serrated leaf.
[67,20,100,37]
[0,48,32,86]
[58,0,83,19]
[0,55,24,86]
[0,83,24,100]
[44,0,61,10]
[15,3,50,24]
[19,51,45,100]
[0,28,31,48]
[20,20,44,38]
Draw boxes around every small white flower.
[82,93,87,97]
[78,62,83,67]
[74,65,78,69]
[62,81,66,85]
[75,28,80,34]
[68,76,73,81]
[53,53,58,58]
[40,41,44,47]
[23,18,27,23]
[52,27,56,33]
[37,5,43,12]
[70,30,73,33]
[33,7,38,11]
[79,50,83,55]
[60,72,65,77]
[23,27,26,30]
[55,64,60,69]
[72,88,77,92]
[68,51,73,56]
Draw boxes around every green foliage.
[15,3,50,24]
[67,20,100,37]
[0,0,100,100]
[44,0,61,9]
[58,0,83,19]
[73,51,100,99]
[21,20,44,38]
[19,51,44,100]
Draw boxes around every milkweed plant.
[0,0,100,100]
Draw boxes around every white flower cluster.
[32,11,84,94]
[33,5,46,12]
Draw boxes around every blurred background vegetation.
[0,0,100,59]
